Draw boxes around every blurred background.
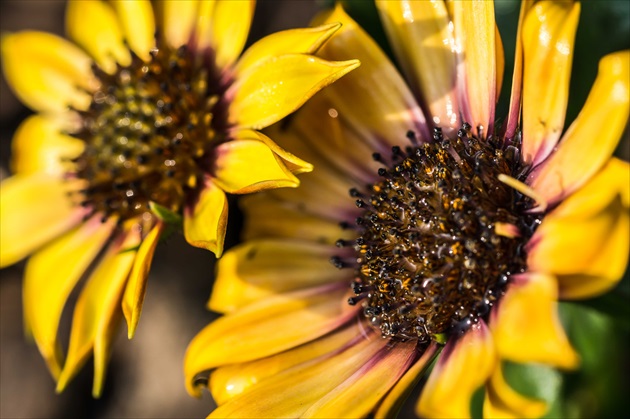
[1,1,628,418]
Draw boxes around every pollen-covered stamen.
[71,44,228,222]
[335,124,542,342]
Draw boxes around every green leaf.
[503,361,564,418]
[566,290,630,330]
[149,201,182,226]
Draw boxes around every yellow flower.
[0,0,359,397]
[184,2,629,418]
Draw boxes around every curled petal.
[528,159,630,299]
[236,23,342,76]
[237,129,313,175]
[122,221,164,338]
[212,135,305,195]
[491,273,579,369]
[183,178,228,257]
[483,365,547,419]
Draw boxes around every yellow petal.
[417,322,496,419]
[235,23,342,76]
[192,0,217,51]
[92,307,122,398]
[375,0,460,132]
[267,167,357,221]
[208,335,386,418]
[240,194,353,246]
[210,323,359,405]
[375,343,440,419]
[228,54,360,130]
[185,283,357,397]
[521,1,580,165]
[0,174,85,268]
[56,226,140,396]
[210,239,350,313]
[23,216,115,379]
[122,221,164,339]
[1,31,94,113]
[492,273,579,369]
[210,0,255,69]
[483,364,547,419]
[66,0,130,74]
[235,129,313,175]
[161,0,198,49]
[183,178,228,257]
[314,5,430,145]
[495,24,504,102]
[212,138,299,194]
[452,0,497,136]
[528,51,629,205]
[302,341,417,418]
[11,115,84,176]
[277,93,381,183]
[111,0,156,62]
[504,1,535,140]
[528,159,630,299]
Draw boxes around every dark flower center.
[335,124,541,342]
[71,44,228,222]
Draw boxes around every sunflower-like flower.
[184,2,629,418]
[0,0,359,396]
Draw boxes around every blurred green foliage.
[320,1,630,418]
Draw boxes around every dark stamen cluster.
[71,44,227,221]
[336,124,541,341]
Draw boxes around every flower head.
[0,0,359,396]
[184,1,629,418]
